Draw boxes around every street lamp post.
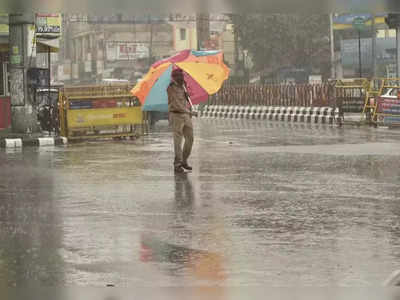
[243,49,249,83]
[385,14,400,78]
[352,16,366,78]
[358,29,362,78]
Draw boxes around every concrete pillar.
[9,13,39,133]
[196,13,210,51]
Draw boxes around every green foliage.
[231,14,331,76]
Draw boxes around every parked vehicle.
[36,88,60,134]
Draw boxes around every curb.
[0,137,68,148]
[200,105,342,125]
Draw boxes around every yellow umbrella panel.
[175,62,230,95]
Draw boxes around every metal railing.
[209,83,337,108]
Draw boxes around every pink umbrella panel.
[181,69,210,104]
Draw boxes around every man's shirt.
[167,82,190,113]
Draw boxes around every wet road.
[1,119,400,289]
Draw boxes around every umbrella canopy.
[131,50,230,112]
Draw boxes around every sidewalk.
[0,129,67,148]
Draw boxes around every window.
[180,28,186,41]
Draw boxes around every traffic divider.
[200,105,341,125]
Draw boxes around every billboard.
[35,14,62,38]
[106,42,149,61]
[333,13,387,30]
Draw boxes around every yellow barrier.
[335,78,383,124]
[59,84,147,140]
[67,107,142,128]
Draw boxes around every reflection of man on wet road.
[140,174,226,286]
[167,69,194,173]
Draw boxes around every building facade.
[54,15,179,85]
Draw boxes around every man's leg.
[171,114,184,168]
[182,116,194,167]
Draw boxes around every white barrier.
[5,139,23,148]
[200,105,341,125]
[38,137,55,146]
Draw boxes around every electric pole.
[371,14,377,78]
[148,15,153,68]
[196,13,210,51]
[329,13,336,79]
[9,13,40,133]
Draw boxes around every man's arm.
[167,86,173,106]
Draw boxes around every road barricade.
[335,78,370,114]
[375,78,400,127]
[59,84,147,140]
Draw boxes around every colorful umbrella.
[131,50,230,112]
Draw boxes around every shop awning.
[36,38,60,53]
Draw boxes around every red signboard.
[0,97,11,130]
[376,97,400,124]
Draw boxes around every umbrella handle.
[183,84,198,116]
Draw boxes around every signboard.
[333,14,385,30]
[106,42,149,61]
[352,16,367,31]
[377,98,400,125]
[35,14,62,37]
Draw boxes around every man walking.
[168,69,194,173]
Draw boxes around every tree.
[231,14,331,78]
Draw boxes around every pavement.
[0,129,66,148]
[1,119,400,295]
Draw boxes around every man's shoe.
[174,165,186,173]
[182,163,192,171]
